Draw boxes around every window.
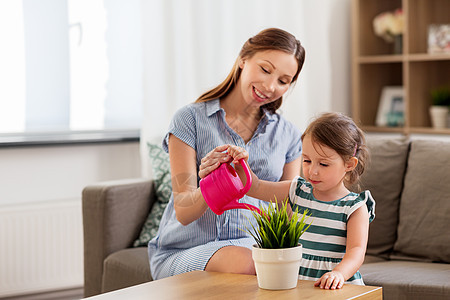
[0,0,142,137]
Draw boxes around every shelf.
[361,126,450,135]
[351,0,450,136]
[408,53,450,61]
[358,53,450,63]
[361,126,405,134]
[408,127,450,135]
[358,55,403,64]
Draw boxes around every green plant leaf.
[431,86,450,106]
[241,197,312,249]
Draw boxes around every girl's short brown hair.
[301,112,369,190]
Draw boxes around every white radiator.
[0,199,83,297]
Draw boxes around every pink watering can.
[199,159,263,215]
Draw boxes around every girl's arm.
[249,172,291,203]
[315,205,370,289]
[227,145,291,203]
[278,156,301,215]
[168,135,229,225]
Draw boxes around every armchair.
[82,178,155,297]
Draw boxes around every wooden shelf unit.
[351,0,450,135]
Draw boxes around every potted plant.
[429,86,450,129]
[244,199,311,290]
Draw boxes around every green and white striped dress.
[289,176,375,285]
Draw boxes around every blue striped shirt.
[148,98,302,279]
[289,177,375,285]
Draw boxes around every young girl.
[222,112,375,290]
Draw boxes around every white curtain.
[140,0,351,177]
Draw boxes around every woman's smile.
[253,86,269,102]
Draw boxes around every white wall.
[140,0,352,176]
[0,142,140,296]
[0,142,141,206]
[282,0,351,131]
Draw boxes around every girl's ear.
[345,157,358,172]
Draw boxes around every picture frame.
[376,86,405,127]
[428,24,450,54]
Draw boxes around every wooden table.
[85,271,382,300]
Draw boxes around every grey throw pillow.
[133,143,171,247]
[358,137,410,257]
[393,140,450,263]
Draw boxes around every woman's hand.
[199,145,232,179]
[314,271,345,290]
[226,145,249,164]
[199,145,250,179]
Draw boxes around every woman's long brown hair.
[195,28,306,114]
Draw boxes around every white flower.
[373,8,404,43]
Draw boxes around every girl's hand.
[314,271,345,290]
[199,145,232,179]
[226,145,249,164]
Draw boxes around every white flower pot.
[252,244,302,290]
[429,106,449,129]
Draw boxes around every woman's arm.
[168,135,208,225]
[315,205,369,289]
[169,136,233,225]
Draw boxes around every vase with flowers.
[373,8,404,54]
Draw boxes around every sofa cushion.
[133,143,172,247]
[358,137,410,257]
[363,254,388,264]
[360,261,450,300]
[102,247,152,293]
[394,140,450,263]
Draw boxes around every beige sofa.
[82,138,450,299]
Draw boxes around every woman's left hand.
[314,271,345,290]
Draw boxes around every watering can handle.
[221,159,263,215]
[238,159,252,195]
